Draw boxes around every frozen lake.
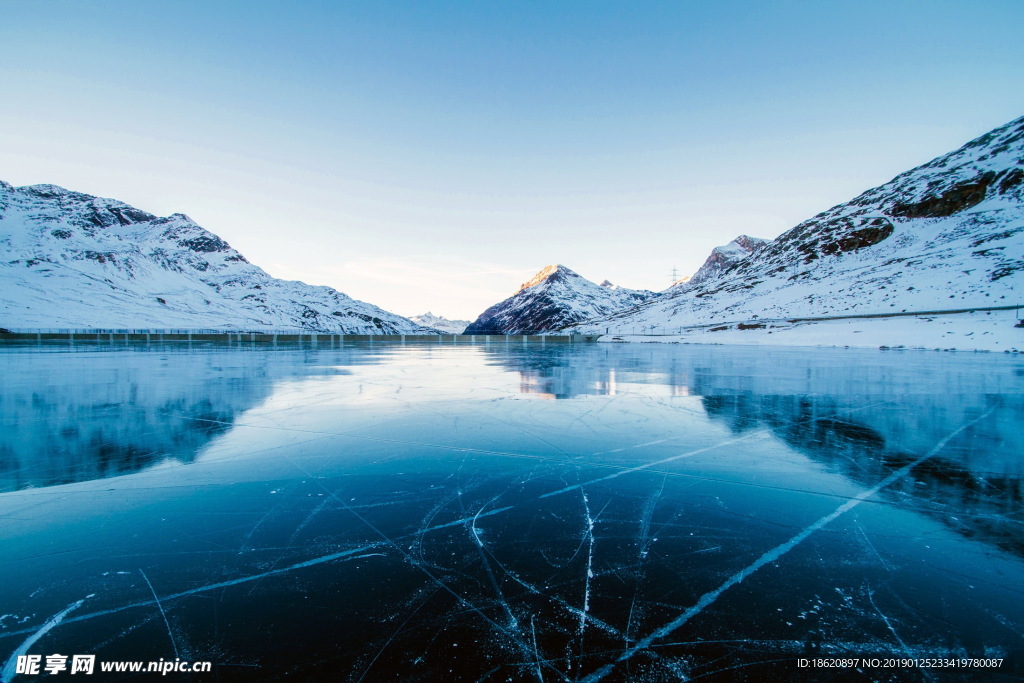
[1,341,1022,680]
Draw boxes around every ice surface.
[0,341,1022,680]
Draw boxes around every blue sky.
[2,0,1022,319]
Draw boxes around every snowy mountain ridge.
[409,312,471,334]
[682,235,771,288]
[464,264,655,334]
[570,115,1024,335]
[0,181,434,333]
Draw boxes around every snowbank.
[601,310,1023,353]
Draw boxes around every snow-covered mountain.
[410,312,470,334]
[571,115,1024,334]
[464,264,655,334]
[682,234,770,288]
[0,182,435,333]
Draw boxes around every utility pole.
[669,265,680,286]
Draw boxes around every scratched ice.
[1,341,1022,681]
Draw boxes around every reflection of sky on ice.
[1,341,1022,681]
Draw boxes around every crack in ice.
[139,569,179,659]
[580,407,995,682]
[2,598,87,681]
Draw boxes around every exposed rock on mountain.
[684,235,770,287]
[0,182,434,333]
[464,264,655,334]
[410,312,471,334]
[571,115,1024,333]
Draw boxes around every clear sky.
[2,1,1022,320]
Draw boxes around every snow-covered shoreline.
[599,309,1023,353]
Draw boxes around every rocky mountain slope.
[464,265,655,334]
[410,312,470,334]
[682,235,770,288]
[571,115,1024,334]
[0,182,433,333]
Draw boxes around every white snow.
[0,182,434,334]
[410,312,471,334]
[599,310,1023,353]
[3,115,1022,343]
[465,264,655,334]
[570,116,1024,350]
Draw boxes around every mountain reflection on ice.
[0,345,378,492]
[0,341,1021,681]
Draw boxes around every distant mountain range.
[459,237,768,335]
[4,115,1021,339]
[463,265,655,334]
[410,312,471,334]
[0,183,434,333]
